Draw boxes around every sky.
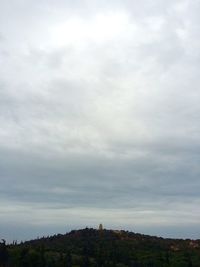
[0,0,200,242]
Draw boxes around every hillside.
[1,228,200,267]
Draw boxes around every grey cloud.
[1,0,200,241]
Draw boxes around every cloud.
[0,0,200,241]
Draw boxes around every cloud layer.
[0,0,200,241]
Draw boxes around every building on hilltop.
[99,223,103,231]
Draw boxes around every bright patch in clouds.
[49,12,130,46]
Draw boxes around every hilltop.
[1,228,200,266]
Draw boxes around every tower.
[99,223,103,231]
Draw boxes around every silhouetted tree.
[0,240,8,267]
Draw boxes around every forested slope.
[1,228,200,267]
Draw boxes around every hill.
[1,228,200,267]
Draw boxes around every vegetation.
[1,228,200,267]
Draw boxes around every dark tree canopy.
[2,228,200,267]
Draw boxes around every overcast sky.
[0,0,200,242]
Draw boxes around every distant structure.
[99,223,103,231]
